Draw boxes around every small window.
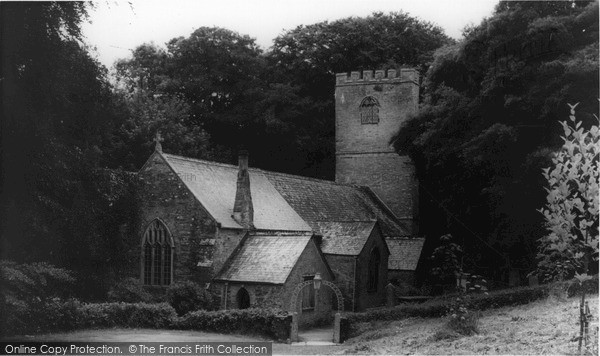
[142,219,173,286]
[237,287,250,309]
[302,275,315,310]
[367,248,381,292]
[359,96,380,124]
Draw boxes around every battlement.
[336,68,419,86]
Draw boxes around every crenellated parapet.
[336,68,419,86]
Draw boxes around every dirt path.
[2,328,343,355]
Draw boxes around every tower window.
[359,96,380,124]
[142,219,174,286]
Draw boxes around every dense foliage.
[0,2,138,299]
[534,105,599,281]
[166,281,216,315]
[114,14,451,177]
[394,1,599,278]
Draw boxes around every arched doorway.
[290,278,344,343]
[236,287,250,309]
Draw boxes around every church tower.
[335,69,419,234]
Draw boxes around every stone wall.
[355,227,389,310]
[336,153,418,232]
[137,152,219,287]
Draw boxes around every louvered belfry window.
[142,219,173,286]
[359,96,380,124]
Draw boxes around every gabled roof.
[264,171,410,237]
[161,153,311,232]
[387,238,425,271]
[214,234,313,284]
[315,221,377,256]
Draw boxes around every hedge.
[0,300,291,341]
[345,277,598,325]
[173,308,291,341]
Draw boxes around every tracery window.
[142,219,173,286]
[367,247,380,292]
[359,96,380,124]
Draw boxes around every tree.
[1,2,135,298]
[394,1,599,277]
[266,12,452,178]
[535,104,599,281]
[430,234,463,292]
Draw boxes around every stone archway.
[290,280,344,343]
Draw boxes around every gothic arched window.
[359,96,380,124]
[142,219,174,286]
[367,247,380,292]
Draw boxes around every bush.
[166,281,214,315]
[107,278,153,303]
[80,302,176,328]
[345,280,594,335]
[174,308,291,341]
[446,295,479,336]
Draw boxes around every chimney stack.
[232,150,254,229]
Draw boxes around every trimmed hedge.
[173,308,291,341]
[346,277,598,325]
[79,302,176,328]
[1,300,290,341]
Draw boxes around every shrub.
[174,308,291,341]
[79,302,176,329]
[534,104,599,281]
[166,281,214,315]
[107,278,153,303]
[446,294,479,336]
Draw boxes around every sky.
[82,0,500,69]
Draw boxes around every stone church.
[135,68,424,313]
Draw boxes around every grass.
[340,294,599,355]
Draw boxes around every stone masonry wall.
[137,152,219,287]
[356,227,389,310]
[336,153,418,231]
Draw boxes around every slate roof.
[264,171,410,238]
[387,238,426,271]
[315,221,376,255]
[215,234,312,284]
[162,154,311,232]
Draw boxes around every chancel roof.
[215,234,313,284]
[314,221,377,255]
[387,238,426,271]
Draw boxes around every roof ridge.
[163,152,361,188]
[162,153,239,170]
[262,169,359,187]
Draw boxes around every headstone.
[386,283,395,307]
